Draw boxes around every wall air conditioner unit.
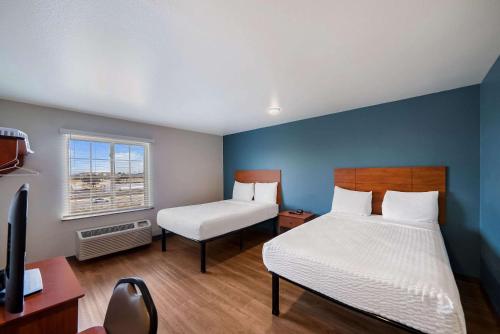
[76,220,152,260]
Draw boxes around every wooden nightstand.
[278,211,315,233]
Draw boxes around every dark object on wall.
[0,128,35,176]
[0,184,43,313]
[0,137,27,174]
[0,184,29,312]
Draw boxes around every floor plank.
[70,231,500,333]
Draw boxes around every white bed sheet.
[157,200,278,241]
[262,213,466,334]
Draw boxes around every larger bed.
[157,170,281,272]
[262,167,466,334]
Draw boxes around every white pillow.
[382,190,439,223]
[331,186,372,216]
[254,182,278,204]
[232,181,254,201]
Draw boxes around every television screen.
[0,183,29,313]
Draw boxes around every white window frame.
[61,129,153,220]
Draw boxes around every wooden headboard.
[234,170,282,205]
[335,167,446,224]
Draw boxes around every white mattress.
[157,200,278,241]
[262,213,466,334]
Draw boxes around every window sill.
[61,206,154,221]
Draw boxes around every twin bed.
[157,167,466,334]
[157,170,281,272]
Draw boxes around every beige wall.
[0,99,223,265]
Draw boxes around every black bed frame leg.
[272,273,280,316]
[239,230,244,251]
[161,228,166,252]
[200,241,206,273]
[273,218,279,237]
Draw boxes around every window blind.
[62,132,152,220]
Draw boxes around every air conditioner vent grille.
[81,223,135,238]
[76,220,152,260]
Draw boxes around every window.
[62,131,152,219]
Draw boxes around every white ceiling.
[1,1,499,135]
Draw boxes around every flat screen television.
[0,184,42,313]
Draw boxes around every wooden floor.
[71,230,500,334]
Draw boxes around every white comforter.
[157,200,278,241]
[262,213,466,334]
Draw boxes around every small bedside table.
[278,211,315,233]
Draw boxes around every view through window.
[63,134,151,218]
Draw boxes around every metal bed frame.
[161,215,424,332]
[161,218,279,273]
[271,272,425,333]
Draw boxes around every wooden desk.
[0,256,85,334]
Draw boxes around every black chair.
[80,277,158,334]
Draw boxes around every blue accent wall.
[480,56,500,314]
[224,86,480,278]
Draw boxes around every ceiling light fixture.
[268,107,281,116]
